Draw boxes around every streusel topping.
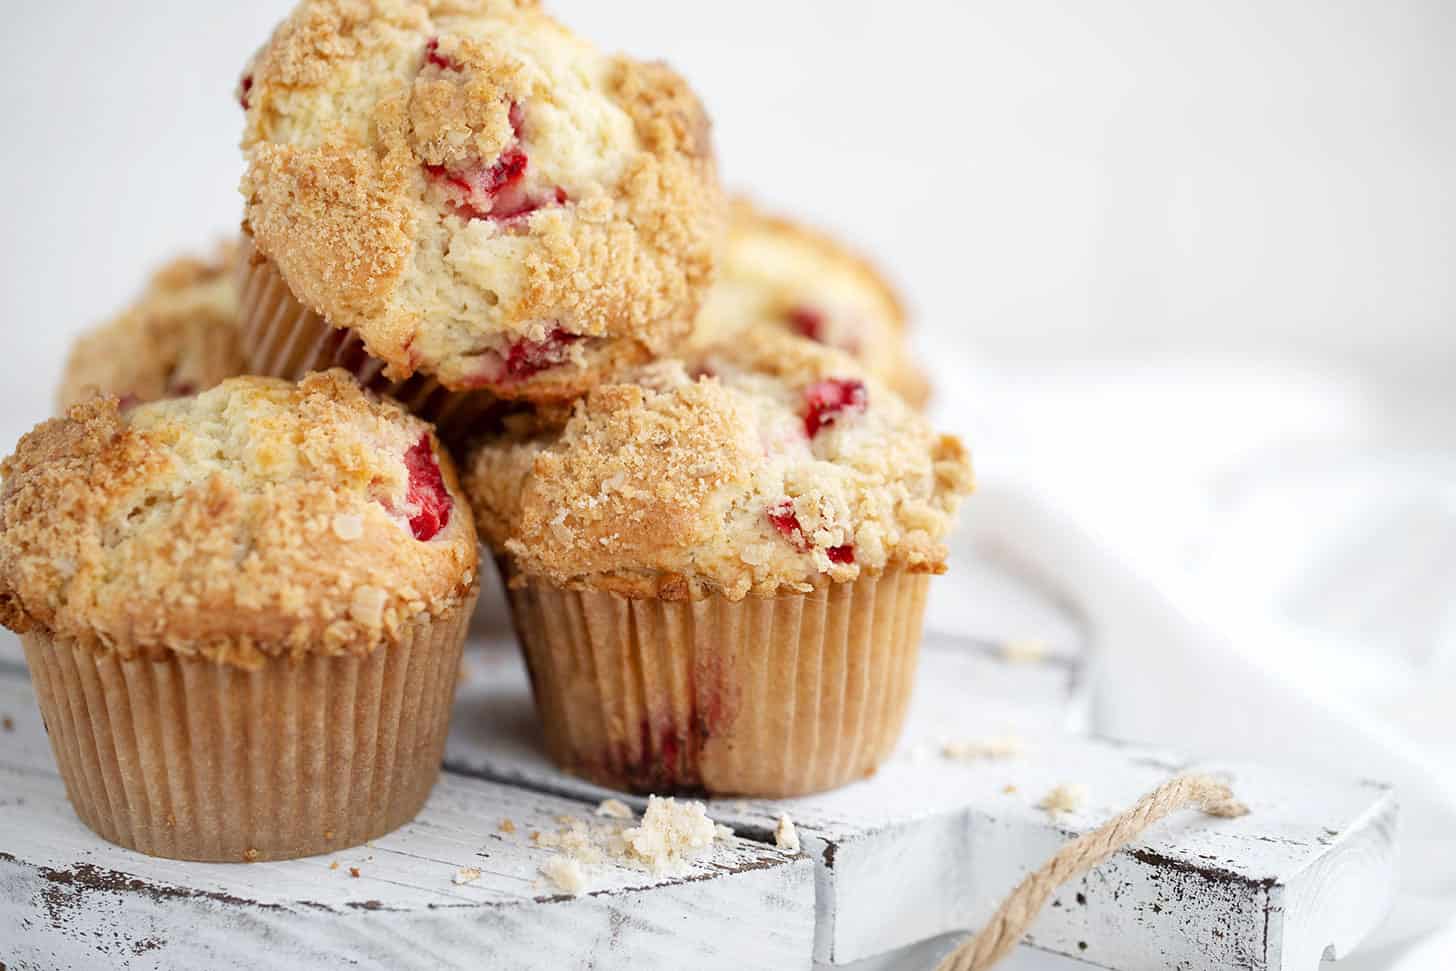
[0,371,477,666]
[467,329,972,599]
[57,242,243,412]
[240,0,721,399]
[689,200,929,407]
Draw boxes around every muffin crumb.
[453,866,482,886]
[774,814,800,854]
[621,796,718,875]
[941,736,1025,761]
[595,798,634,820]
[540,856,587,896]
[499,818,516,834]
[349,867,361,879]
[1000,639,1048,664]
[1039,784,1089,815]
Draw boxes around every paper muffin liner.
[20,593,475,862]
[501,564,930,797]
[235,238,499,441]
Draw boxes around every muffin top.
[689,200,930,408]
[57,242,243,412]
[0,371,477,667]
[240,0,721,400]
[466,329,972,600]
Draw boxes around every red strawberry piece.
[767,500,809,551]
[802,378,868,438]
[826,544,855,564]
[502,326,582,381]
[422,98,568,223]
[402,434,453,541]
[786,305,826,343]
[238,74,253,110]
[423,37,454,71]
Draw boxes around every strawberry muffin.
[0,371,478,861]
[57,242,243,412]
[237,0,721,415]
[465,329,973,796]
[689,199,930,408]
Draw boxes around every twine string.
[937,774,1249,971]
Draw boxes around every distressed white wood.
[444,638,1398,970]
[0,672,815,971]
[0,535,1397,971]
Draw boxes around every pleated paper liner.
[236,237,499,442]
[502,564,930,798]
[20,591,476,862]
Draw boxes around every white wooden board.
[444,638,1397,970]
[0,673,815,970]
[0,538,1398,971]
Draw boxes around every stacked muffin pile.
[3,0,973,863]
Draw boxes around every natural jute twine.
[937,774,1249,971]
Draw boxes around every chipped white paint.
[444,637,1398,969]
[0,672,815,971]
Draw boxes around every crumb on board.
[941,736,1025,761]
[243,848,259,862]
[329,861,339,870]
[1039,783,1089,815]
[349,867,361,879]
[324,829,334,840]
[453,866,482,886]
[621,796,719,874]
[1000,639,1048,664]
[595,798,634,820]
[541,855,587,895]
[531,795,729,896]
[1003,784,1018,795]
[1,714,13,732]
[499,818,516,833]
[775,813,800,854]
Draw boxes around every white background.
[4,0,1454,451]
[4,2,1454,968]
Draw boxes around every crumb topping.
[0,371,478,666]
[241,0,721,398]
[57,241,243,412]
[466,328,973,599]
[689,199,929,407]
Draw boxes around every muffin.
[57,242,243,412]
[237,0,722,418]
[466,329,973,796]
[0,371,479,861]
[689,199,930,408]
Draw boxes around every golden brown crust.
[466,329,973,600]
[730,199,907,328]
[690,199,930,408]
[1,372,478,668]
[241,0,721,399]
[57,242,244,412]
